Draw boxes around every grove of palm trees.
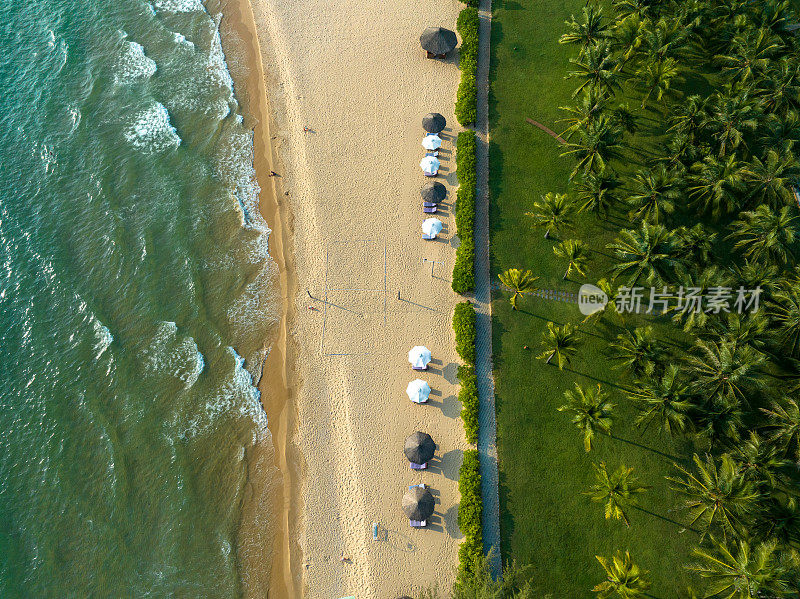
[490,0,800,597]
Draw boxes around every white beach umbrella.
[422,134,442,151]
[408,346,432,369]
[422,218,443,238]
[406,379,432,403]
[420,155,440,175]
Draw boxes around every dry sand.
[229,0,468,596]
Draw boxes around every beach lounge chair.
[423,205,437,214]
[409,483,426,489]
[423,171,437,177]
[410,462,428,470]
[412,363,428,370]
[422,233,435,240]
[372,522,379,540]
[424,202,438,208]
[410,519,427,528]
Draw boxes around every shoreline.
[213,0,301,597]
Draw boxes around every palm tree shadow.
[562,366,633,393]
[603,431,684,462]
[631,505,699,535]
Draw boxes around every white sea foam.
[151,0,204,13]
[172,32,195,50]
[92,320,113,360]
[114,40,157,85]
[207,17,235,98]
[124,103,181,153]
[142,322,204,390]
[67,106,81,134]
[175,347,266,442]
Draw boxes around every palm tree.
[689,539,789,599]
[689,154,746,219]
[703,90,761,157]
[607,222,686,287]
[561,118,624,178]
[669,94,707,139]
[728,260,779,298]
[560,5,609,56]
[676,223,716,266]
[593,551,650,598]
[756,58,800,115]
[498,268,538,310]
[559,87,610,140]
[684,338,766,407]
[768,285,800,359]
[694,395,747,448]
[553,239,591,280]
[624,165,681,224]
[731,432,791,490]
[609,326,665,376]
[714,28,782,83]
[526,192,577,240]
[758,110,800,155]
[574,169,620,215]
[611,14,644,63]
[728,205,797,266]
[612,0,655,20]
[538,322,581,370]
[742,150,799,209]
[558,383,613,451]
[761,398,800,465]
[636,57,680,108]
[669,453,760,540]
[585,462,649,526]
[639,17,688,61]
[669,266,725,332]
[628,364,695,436]
[568,43,621,98]
[754,494,800,550]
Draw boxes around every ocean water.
[0,0,280,596]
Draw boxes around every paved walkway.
[473,0,501,576]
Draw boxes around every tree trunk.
[546,352,554,364]
[563,268,569,280]
[544,229,550,239]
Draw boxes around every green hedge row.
[457,450,483,578]
[455,8,479,126]
[452,130,477,294]
[458,365,479,444]
[461,0,479,7]
[453,301,476,364]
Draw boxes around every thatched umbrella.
[420,27,458,57]
[402,486,435,520]
[422,112,447,133]
[421,181,447,203]
[404,432,436,464]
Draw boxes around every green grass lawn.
[488,1,701,596]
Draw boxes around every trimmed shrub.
[453,130,477,294]
[461,0,480,8]
[454,302,477,364]
[455,8,479,126]
[456,130,477,187]
[458,365,479,444]
[457,449,483,577]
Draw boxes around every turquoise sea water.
[0,0,279,595]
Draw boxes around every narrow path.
[473,0,501,576]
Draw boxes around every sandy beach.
[221,0,468,595]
